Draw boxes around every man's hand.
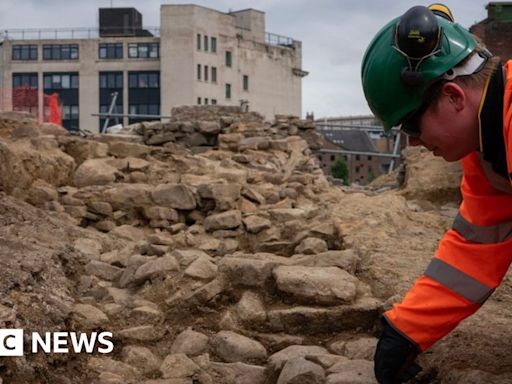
[374,317,422,383]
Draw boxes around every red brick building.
[315,129,383,185]
[470,2,512,59]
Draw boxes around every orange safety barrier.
[0,86,62,125]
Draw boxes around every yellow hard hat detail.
[428,3,454,22]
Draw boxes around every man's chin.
[440,152,465,162]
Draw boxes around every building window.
[211,37,217,53]
[100,72,123,89]
[225,51,232,67]
[61,105,79,120]
[43,44,79,60]
[368,155,372,160]
[197,34,201,50]
[12,45,37,60]
[128,72,160,88]
[43,72,79,131]
[197,97,201,105]
[13,73,38,89]
[128,71,160,124]
[356,155,360,161]
[243,75,249,91]
[12,73,38,115]
[43,73,79,89]
[225,83,231,99]
[128,43,159,58]
[197,64,201,80]
[99,43,123,59]
[211,67,217,83]
[204,35,209,51]
[204,65,209,81]
[211,99,217,105]
[355,166,360,173]
[99,71,123,132]
[330,155,335,161]
[205,98,209,105]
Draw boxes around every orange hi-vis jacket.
[385,60,512,351]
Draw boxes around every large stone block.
[210,331,267,363]
[266,298,381,334]
[152,184,197,210]
[203,210,242,231]
[273,266,359,305]
[277,357,325,384]
[74,158,120,187]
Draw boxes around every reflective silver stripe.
[452,213,512,244]
[424,258,494,304]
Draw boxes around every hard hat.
[428,3,455,22]
[361,5,477,132]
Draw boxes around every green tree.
[331,158,349,185]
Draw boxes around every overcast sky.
[0,0,489,118]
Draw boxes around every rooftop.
[323,129,379,153]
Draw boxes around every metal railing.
[265,32,295,47]
[0,27,160,41]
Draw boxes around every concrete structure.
[470,2,512,60]
[0,5,306,132]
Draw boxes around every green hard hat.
[361,5,477,132]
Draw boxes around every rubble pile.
[0,107,510,383]
[128,106,325,152]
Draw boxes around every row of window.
[127,43,159,59]
[12,42,160,61]
[43,44,79,60]
[12,45,37,60]
[12,44,78,61]
[12,71,161,131]
[197,64,217,82]
[128,72,160,88]
[99,72,123,89]
[44,73,80,89]
[129,104,160,115]
[14,72,161,90]
[322,154,374,162]
[197,98,218,105]
[196,63,248,91]
[197,34,217,53]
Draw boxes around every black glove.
[374,317,422,384]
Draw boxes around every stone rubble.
[0,106,499,383]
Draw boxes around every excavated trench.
[0,107,510,384]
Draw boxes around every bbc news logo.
[0,330,114,356]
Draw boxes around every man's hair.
[421,47,500,110]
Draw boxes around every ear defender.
[393,6,443,86]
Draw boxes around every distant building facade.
[0,5,307,132]
[316,128,382,184]
[315,115,401,184]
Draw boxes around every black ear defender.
[393,6,443,86]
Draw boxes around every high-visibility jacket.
[385,59,512,351]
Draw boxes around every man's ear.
[441,82,466,111]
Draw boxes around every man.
[361,4,512,384]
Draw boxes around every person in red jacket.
[361,3,512,383]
